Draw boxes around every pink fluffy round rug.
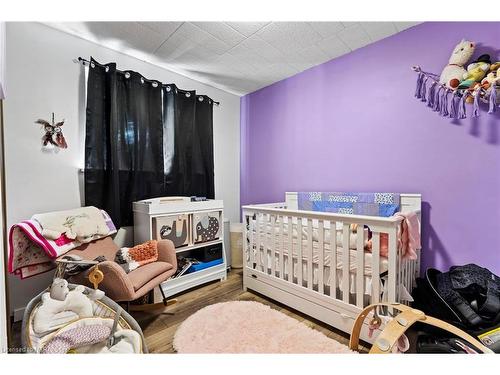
[173,301,354,353]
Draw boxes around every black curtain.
[85,58,215,228]
[163,85,214,199]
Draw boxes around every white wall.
[4,22,240,314]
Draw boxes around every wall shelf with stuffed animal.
[412,40,499,119]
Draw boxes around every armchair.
[61,236,177,310]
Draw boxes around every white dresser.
[133,197,227,298]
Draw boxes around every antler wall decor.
[35,112,67,149]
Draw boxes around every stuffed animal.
[33,284,95,334]
[490,62,500,73]
[458,54,491,89]
[440,39,475,89]
[481,71,497,89]
[49,278,70,301]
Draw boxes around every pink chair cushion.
[128,262,173,291]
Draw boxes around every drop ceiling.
[45,22,420,96]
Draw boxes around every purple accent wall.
[240,22,500,274]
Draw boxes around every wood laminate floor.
[10,269,368,353]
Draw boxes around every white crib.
[242,192,421,343]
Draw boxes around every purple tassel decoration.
[458,92,468,119]
[433,86,442,112]
[420,77,428,102]
[415,73,424,99]
[427,82,436,108]
[472,89,480,118]
[441,89,449,117]
[449,92,459,119]
[489,83,497,114]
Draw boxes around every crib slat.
[403,257,408,303]
[318,220,325,295]
[256,214,262,271]
[279,215,285,279]
[356,226,365,308]
[342,223,350,303]
[307,219,313,289]
[297,219,303,286]
[248,215,254,268]
[371,232,380,304]
[270,214,276,277]
[288,216,293,283]
[263,214,269,274]
[413,259,416,291]
[330,221,337,298]
[387,227,398,303]
[398,242,402,302]
[408,259,412,293]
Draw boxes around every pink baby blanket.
[9,209,116,279]
[365,211,421,260]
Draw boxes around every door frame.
[0,99,9,353]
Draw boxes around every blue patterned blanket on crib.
[297,192,400,217]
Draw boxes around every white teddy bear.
[33,279,100,334]
[440,39,475,89]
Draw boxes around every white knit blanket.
[32,206,110,243]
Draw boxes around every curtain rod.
[75,57,220,106]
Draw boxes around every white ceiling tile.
[284,45,330,71]
[228,45,272,69]
[173,23,230,54]
[393,22,420,32]
[173,22,209,44]
[155,23,230,58]
[257,22,323,52]
[82,22,167,54]
[361,22,398,42]
[229,35,285,64]
[316,34,351,59]
[45,21,420,95]
[225,22,270,37]
[154,32,200,61]
[138,22,182,38]
[340,22,359,28]
[308,22,345,38]
[336,24,371,50]
[215,54,256,75]
[191,22,246,48]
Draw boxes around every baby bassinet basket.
[21,284,148,353]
